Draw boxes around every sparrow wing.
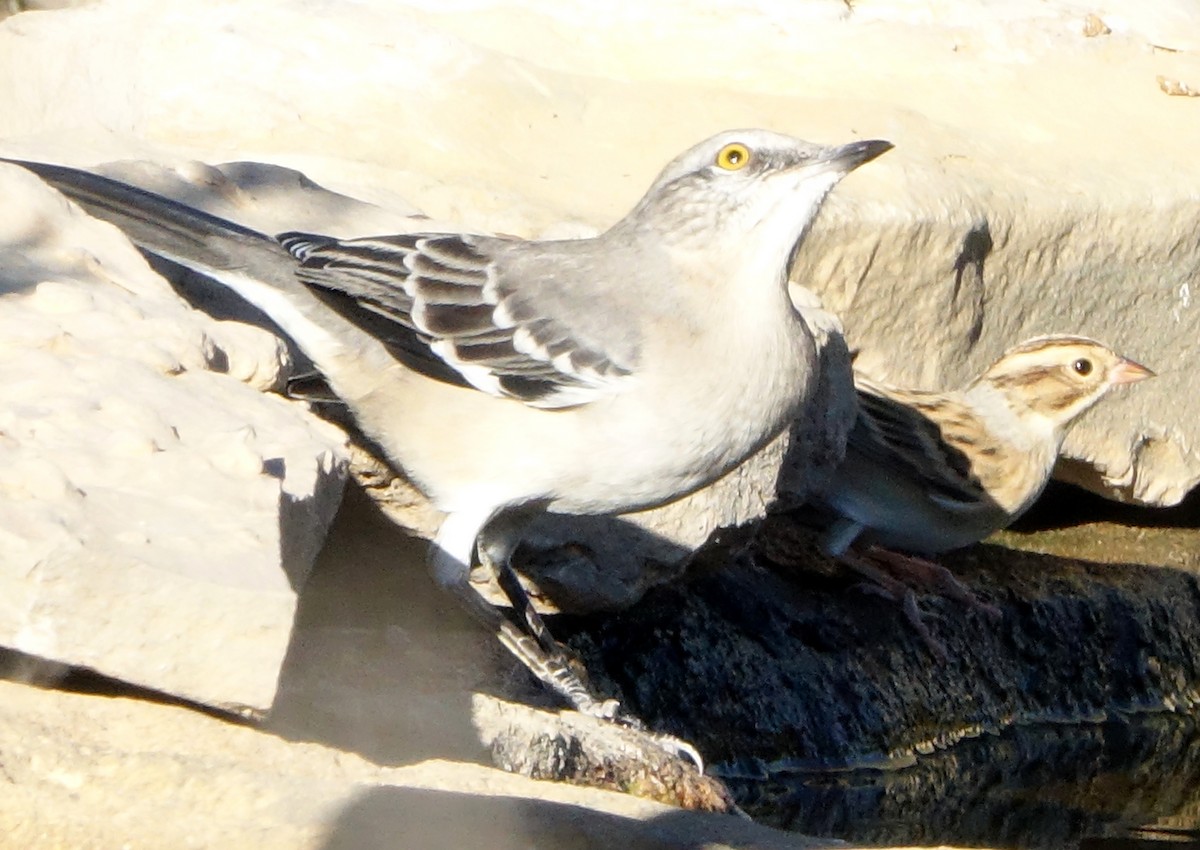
[849,379,992,514]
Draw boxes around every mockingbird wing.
[279,232,639,409]
[0,155,640,410]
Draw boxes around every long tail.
[3,157,395,379]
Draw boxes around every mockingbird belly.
[6,130,891,762]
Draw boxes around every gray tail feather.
[2,157,294,277]
[3,156,411,385]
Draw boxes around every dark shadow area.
[952,218,992,345]
[262,484,496,766]
[321,787,648,850]
[1082,828,1200,850]
[556,507,1200,840]
[262,479,703,768]
[146,253,315,371]
[1010,479,1200,533]
[0,646,260,725]
[320,785,819,850]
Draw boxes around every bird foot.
[851,580,948,660]
[864,545,1003,623]
[611,711,705,772]
[575,695,622,721]
[900,588,948,662]
[842,545,999,658]
[468,537,705,771]
[570,701,704,771]
[647,731,706,773]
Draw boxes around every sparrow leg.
[838,550,949,660]
[864,545,1002,622]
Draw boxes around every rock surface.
[0,486,864,850]
[1,0,1197,626]
[568,505,1200,774]
[0,677,841,850]
[0,161,349,711]
[6,477,1200,850]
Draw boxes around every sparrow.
[814,334,1154,651]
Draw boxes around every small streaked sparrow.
[813,334,1154,650]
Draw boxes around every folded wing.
[279,231,636,409]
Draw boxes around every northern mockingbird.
[7,130,891,758]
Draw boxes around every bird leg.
[479,535,620,719]
[863,545,1002,621]
[432,511,704,770]
[837,544,1001,659]
[478,538,706,771]
[837,549,948,661]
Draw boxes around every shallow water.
[739,714,1200,848]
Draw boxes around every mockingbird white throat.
[6,129,891,762]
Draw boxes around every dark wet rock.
[555,503,1200,778]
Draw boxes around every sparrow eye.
[1072,358,1093,376]
[715,143,752,171]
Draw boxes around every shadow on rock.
[264,485,496,765]
[319,785,829,850]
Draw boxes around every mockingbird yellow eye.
[715,142,751,171]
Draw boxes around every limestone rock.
[0,678,845,850]
[0,163,349,711]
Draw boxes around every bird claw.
[578,696,623,721]
[901,589,948,662]
[865,545,998,614]
[472,537,706,772]
[598,706,705,772]
[648,732,706,773]
[628,721,705,772]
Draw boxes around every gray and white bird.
[816,334,1153,639]
[6,130,891,751]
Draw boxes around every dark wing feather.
[849,380,989,512]
[277,231,634,408]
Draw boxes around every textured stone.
[1,4,1199,836]
[0,490,882,850]
[0,677,847,850]
[563,502,1200,775]
[0,0,1193,628]
[0,164,349,711]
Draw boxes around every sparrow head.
[972,335,1154,428]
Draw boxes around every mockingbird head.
[623,129,892,256]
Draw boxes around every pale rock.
[0,0,1195,840]
[0,165,350,710]
[2,0,1193,513]
[0,678,844,850]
